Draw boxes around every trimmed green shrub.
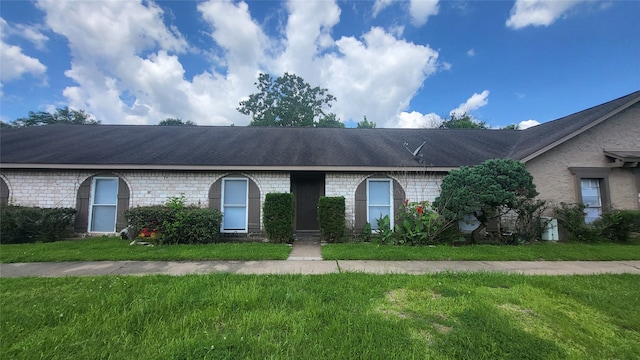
[595,210,640,242]
[318,196,346,242]
[0,206,76,244]
[161,207,222,244]
[124,198,222,245]
[263,192,294,243]
[553,203,640,243]
[552,202,599,242]
[124,205,176,237]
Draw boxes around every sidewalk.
[2,260,640,277]
[3,238,640,277]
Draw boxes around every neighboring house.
[1,91,638,236]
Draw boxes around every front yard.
[0,236,291,263]
[322,241,640,261]
[2,273,639,359]
[2,236,640,262]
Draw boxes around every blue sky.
[1,0,638,128]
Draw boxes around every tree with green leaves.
[11,107,100,127]
[158,118,196,126]
[238,73,338,127]
[357,116,376,128]
[316,113,344,128]
[433,158,538,243]
[439,113,487,129]
[501,123,520,130]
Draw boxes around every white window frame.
[221,177,249,233]
[580,178,602,223]
[366,178,393,231]
[88,177,119,233]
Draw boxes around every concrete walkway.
[3,238,640,277]
[2,260,640,277]
[287,235,322,261]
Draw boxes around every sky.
[1,0,638,129]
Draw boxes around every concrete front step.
[288,232,323,261]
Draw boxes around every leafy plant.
[262,193,295,243]
[124,196,222,245]
[512,199,549,244]
[318,196,346,243]
[393,200,454,245]
[594,210,640,242]
[0,206,76,243]
[373,215,394,245]
[552,203,600,242]
[434,158,538,243]
[359,223,372,242]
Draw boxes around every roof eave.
[0,163,457,173]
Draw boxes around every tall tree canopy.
[238,73,339,127]
[439,113,487,129]
[11,107,100,127]
[158,118,196,126]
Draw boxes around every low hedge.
[124,205,222,244]
[0,206,76,244]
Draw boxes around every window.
[581,179,602,223]
[89,177,118,232]
[222,178,248,232]
[570,167,611,224]
[367,179,393,230]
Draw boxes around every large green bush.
[0,206,76,244]
[553,203,640,242]
[434,158,537,243]
[263,193,294,243]
[595,209,640,242]
[318,196,345,242]
[124,196,222,244]
[553,203,600,242]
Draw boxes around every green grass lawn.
[1,273,638,359]
[0,237,291,263]
[322,241,640,260]
[3,237,640,263]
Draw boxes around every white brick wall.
[0,170,94,208]
[0,169,443,230]
[325,172,444,228]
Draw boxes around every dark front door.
[291,173,325,231]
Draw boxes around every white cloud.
[396,111,442,128]
[33,0,444,126]
[35,0,230,125]
[321,28,440,127]
[372,0,395,17]
[450,90,489,117]
[466,48,475,57]
[0,18,47,83]
[14,24,49,51]
[198,0,269,74]
[506,0,585,29]
[519,119,540,129]
[409,0,439,26]
[372,0,439,26]
[394,90,491,128]
[0,42,47,82]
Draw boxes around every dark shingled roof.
[2,90,638,171]
[0,125,519,169]
[508,90,640,161]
